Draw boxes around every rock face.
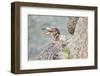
[67,17,79,34]
[38,43,65,60]
[66,17,88,59]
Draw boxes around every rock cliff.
[66,17,88,59]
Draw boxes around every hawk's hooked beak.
[42,27,53,35]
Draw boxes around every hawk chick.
[42,27,66,44]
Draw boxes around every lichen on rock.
[66,17,88,59]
